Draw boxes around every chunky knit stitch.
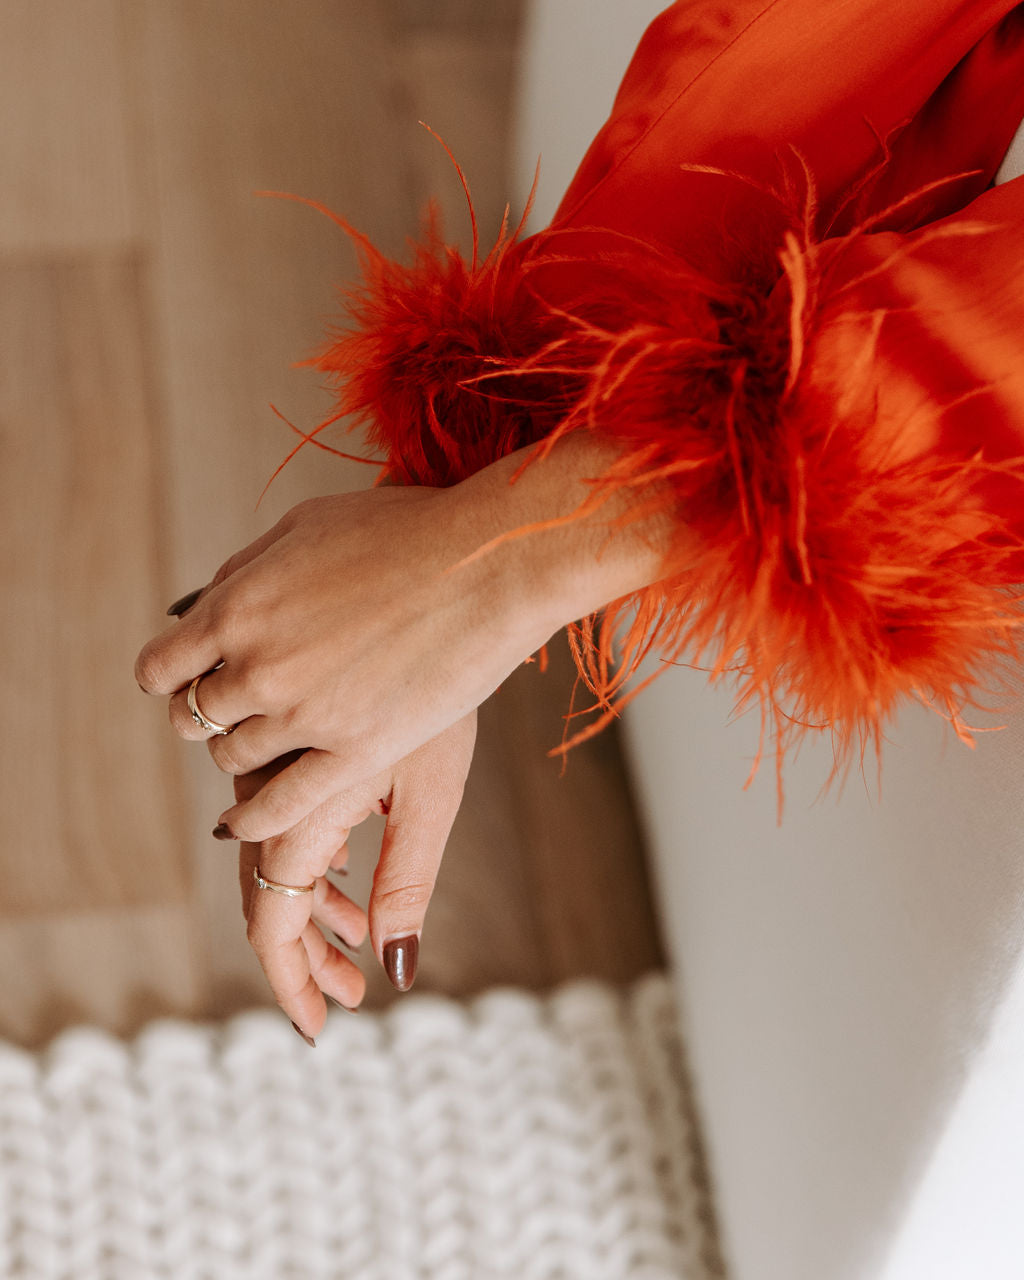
[0,974,721,1280]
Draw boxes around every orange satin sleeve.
[550,0,1024,277]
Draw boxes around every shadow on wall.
[625,662,1024,1280]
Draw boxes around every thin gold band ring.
[253,865,316,898]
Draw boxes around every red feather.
[310,200,581,487]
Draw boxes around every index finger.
[136,518,289,695]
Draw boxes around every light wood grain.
[0,0,664,1044]
[0,253,188,915]
[0,0,139,251]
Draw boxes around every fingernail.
[290,1021,316,1047]
[212,822,235,841]
[325,995,360,1014]
[383,935,419,992]
[166,587,203,617]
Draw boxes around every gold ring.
[187,674,235,736]
[253,865,316,897]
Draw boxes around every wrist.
[453,433,680,642]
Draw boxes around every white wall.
[516,6,1024,1277]
[513,0,667,227]
[623,669,1024,1280]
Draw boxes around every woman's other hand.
[237,712,477,1040]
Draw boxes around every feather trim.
[308,196,581,487]
[537,223,1024,800]
[306,186,1024,797]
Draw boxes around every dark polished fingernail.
[166,587,203,617]
[325,995,360,1014]
[212,822,235,841]
[290,1021,317,1047]
[383,935,419,993]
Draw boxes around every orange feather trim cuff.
[309,168,1024,787]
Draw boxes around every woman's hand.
[136,475,552,841]
[136,437,673,842]
[237,711,477,1039]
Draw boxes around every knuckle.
[232,655,284,713]
[231,799,286,844]
[260,785,301,831]
[288,496,318,523]
[134,649,169,693]
[230,813,263,843]
[372,879,434,916]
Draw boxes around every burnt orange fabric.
[313,0,1024,787]
[552,0,1024,273]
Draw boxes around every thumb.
[369,714,476,991]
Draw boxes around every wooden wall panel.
[0,907,204,1046]
[0,253,188,915]
[0,1,139,251]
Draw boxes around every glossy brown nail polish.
[290,1021,316,1047]
[212,822,235,841]
[383,935,419,992]
[166,587,203,617]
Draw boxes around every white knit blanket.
[0,973,720,1280]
